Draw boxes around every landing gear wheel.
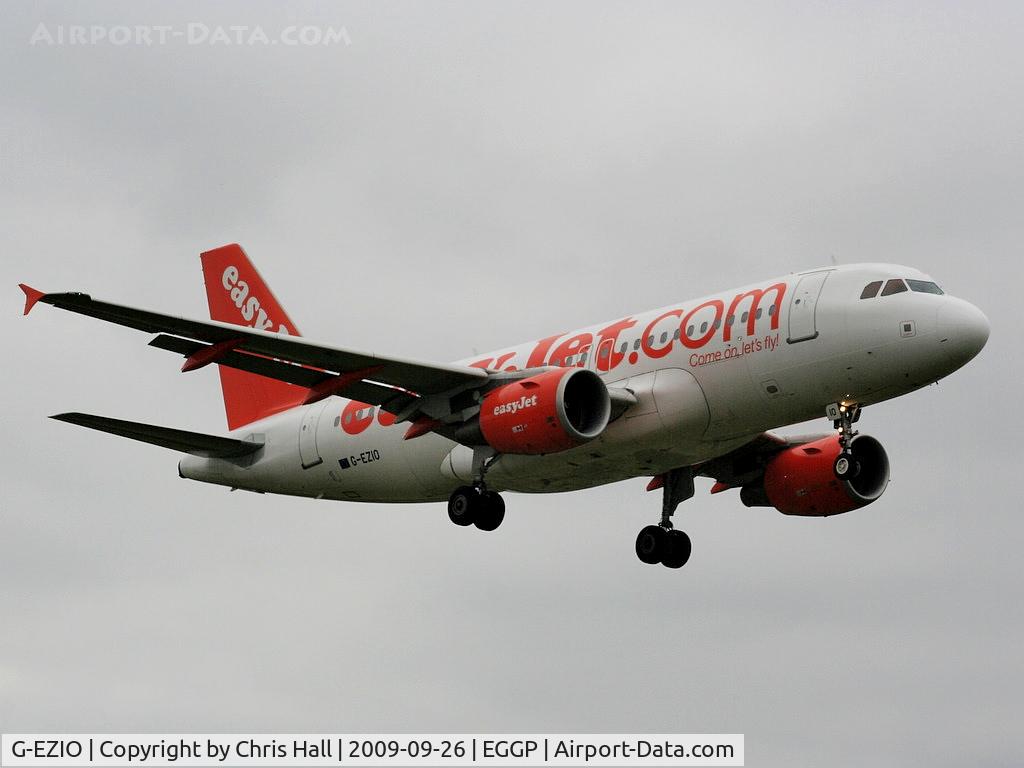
[635,525,668,565]
[834,452,859,479]
[447,486,479,526]
[661,529,692,569]
[474,491,505,531]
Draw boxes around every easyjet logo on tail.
[222,265,290,334]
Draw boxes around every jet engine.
[741,434,890,516]
[476,367,611,454]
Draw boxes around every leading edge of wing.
[22,286,488,395]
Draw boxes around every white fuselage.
[179,263,989,502]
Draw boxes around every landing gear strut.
[635,467,694,569]
[828,402,862,479]
[447,451,505,532]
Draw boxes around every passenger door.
[787,270,831,343]
[298,401,328,469]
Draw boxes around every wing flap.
[147,334,418,411]
[51,412,263,459]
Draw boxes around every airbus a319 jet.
[20,245,989,568]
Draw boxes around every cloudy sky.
[2,2,1021,765]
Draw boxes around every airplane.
[19,244,989,568]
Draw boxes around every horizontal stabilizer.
[50,412,263,459]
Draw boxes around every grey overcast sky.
[1,2,1021,766]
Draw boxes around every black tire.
[661,529,692,569]
[474,491,506,531]
[448,486,479,526]
[635,525,667,565]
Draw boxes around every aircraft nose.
[938,298,990,367]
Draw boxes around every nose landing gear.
[635,467,694,569]
[828,402,862,479]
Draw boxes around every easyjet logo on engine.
[493,394,538,416]
[222,266,290,334]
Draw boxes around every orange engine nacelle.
[748,434,890,516]
[478,368,611,455]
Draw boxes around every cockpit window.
[860,281,883,299]
[880,279,908,296]
[907,279,944,295]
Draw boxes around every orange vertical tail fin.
[200,244,307,430]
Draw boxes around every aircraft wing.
[21,286,487,412]
[694,431,832,490]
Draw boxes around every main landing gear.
[448,485,505,531]
[635,467,694,569]
[828,401,862,480]
[447,450,505,531]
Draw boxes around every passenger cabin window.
[907,279,944,295]
[881,279,908,296]
[860,281,883,299]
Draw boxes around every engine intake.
[478,367,610,455]
[746,434,890,516]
